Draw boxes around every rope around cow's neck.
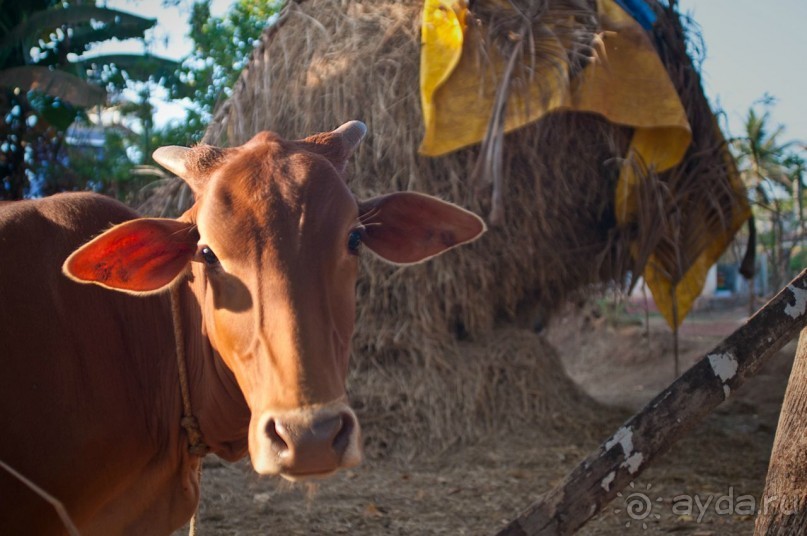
[170,283,209,535]
[170,284,209,456]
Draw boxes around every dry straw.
[141,0,743,455]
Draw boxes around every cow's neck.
[176,266,250,462]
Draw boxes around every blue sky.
[677,0,807,144]
[101,0,806,145]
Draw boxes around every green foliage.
[77,54,183,92]
[791,246,807,274]
[731,95,807,289]
[29,91,84,130]
[0,4,161,101]
[162,0,281,143]
[0,0,177,199]
[0,66,106,107]
[66,123,139,199]
[733,96,793,205]
[0,5,155,66]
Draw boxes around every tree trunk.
[741,215,757,317]
[771,204,784,291]
[754,327,807,535]
[497,269,807,536]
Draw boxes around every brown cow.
[0,121,485,534]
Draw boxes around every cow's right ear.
[63,218,198,295]
[357,192,486,264]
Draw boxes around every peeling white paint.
[709,352,738,400]
[601,471,616,492]
[709,352,738,383]
[605,426,643,475]
[621,452,644,474]
[605,426,634,456]
[785,285,807,319]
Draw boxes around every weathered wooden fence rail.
[497,268,807,535]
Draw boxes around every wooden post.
[497,269,807,536]
[754,327,807,535]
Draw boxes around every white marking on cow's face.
[785,284,807,319]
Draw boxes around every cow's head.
[63,122,485,480]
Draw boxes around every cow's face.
[187,128,365,478]
[63,122,485,480]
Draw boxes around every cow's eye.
[196,245,219,266]
[347,230,363,255]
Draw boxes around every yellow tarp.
[420,0,747,328]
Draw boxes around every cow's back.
[0,193,178,532]
[0,192,137,267]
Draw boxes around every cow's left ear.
[63,218,198,295]
[357,192,486,265]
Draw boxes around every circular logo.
[614,482,663,530]
[625,491,653,520]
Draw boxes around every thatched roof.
[144,0,747,453]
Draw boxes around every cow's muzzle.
[251,403,362,480]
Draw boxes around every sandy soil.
[179,299,798,535]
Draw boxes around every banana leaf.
[75,53,180,88]
[0,65,105,107]
[65,16,158,55]
[0,6,155,64]
[28,91,82,130]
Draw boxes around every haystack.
[144,0,746,454]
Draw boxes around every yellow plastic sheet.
[420,0,467,145]
[420,0,747,329]
[419,0,691,161]
[420,0,570,157]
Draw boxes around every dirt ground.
[181,297,798,535]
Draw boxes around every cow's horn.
[153,146,191,178]
[333,121,367,155]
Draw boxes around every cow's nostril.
[265,418,289,454]
[257,409,362,475]
[332,412,355,455]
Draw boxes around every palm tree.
[784,151,806,234]
[732,98,796,292]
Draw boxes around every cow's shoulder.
[1,192,138,249]
[29,191,134,227]
[0,192,142,291]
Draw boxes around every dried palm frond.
[469,0,599,223]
